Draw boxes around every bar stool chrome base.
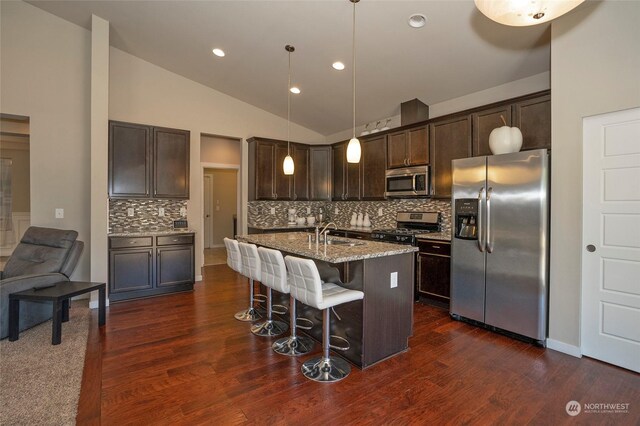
[301,356,351,383]
[272,335,315,356]
[251,319,288,336]
[234,307,261,322]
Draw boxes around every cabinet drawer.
[110,237,153,249]
[417,240,450,256]
[157,234,194,246]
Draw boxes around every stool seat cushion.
[318,283,364,310]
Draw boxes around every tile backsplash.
[248,199,451,234]
[109,199,187,233]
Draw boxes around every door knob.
[586,244,596,252]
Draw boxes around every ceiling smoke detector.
[408,14,427,28]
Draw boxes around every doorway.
[201,134,241,266]
[0,114,30,266]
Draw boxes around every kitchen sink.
[325,239,366,247]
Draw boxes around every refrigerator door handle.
[486,187,493,253]
[477,187,485,252]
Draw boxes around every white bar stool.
[227,240,262,322]
[251,247,289,337]
[285,255,364,383]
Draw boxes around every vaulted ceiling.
[28,1,550,136]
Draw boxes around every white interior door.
[203,174,213,249]
[582,107,640,373]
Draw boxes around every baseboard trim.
[546,338,582,358]
[196,275,203,282]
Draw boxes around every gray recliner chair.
[0,226,84,339]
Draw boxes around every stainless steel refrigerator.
[450,149,549,343]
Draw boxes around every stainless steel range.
[372,212,440,245]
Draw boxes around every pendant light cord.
[287,49,291,155]
[352,0,356,139]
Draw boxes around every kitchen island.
[237,232,417,369]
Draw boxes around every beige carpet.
[0,302,90,426]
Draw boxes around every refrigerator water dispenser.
[454,198,478,240]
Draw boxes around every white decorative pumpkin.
[488,115,523,155]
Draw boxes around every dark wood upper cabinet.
[248,138,293,200]
[109,121,189,199]
[274,143,292,200]
[512,94,551,151]
[332,143,346,200]
[472,105,512,157]
[109,121,152,198]
[309,146,332,201]
[292,144,309,201]
[361,135,386,200]
[430,115,472,198]
[153,127,190,199]
[387,125,428,168]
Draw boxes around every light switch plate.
[307,207,311,214]
[378,207,384,217]
[55,208,64,219]
[158,207,165,217]
[335,207,339,215]
[180,207,187,217]
[390,272,398,288]
[270,207,276,215]
[127,207,134,217]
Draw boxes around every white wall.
[548,0,640,349]
[325,72,550,143]
[109,47,325,275]
[0,1,91,280]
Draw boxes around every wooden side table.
[9,281,106,345]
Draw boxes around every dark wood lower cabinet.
[109,234,195,302]
[416,239,451,306]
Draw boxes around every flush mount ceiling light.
[346,0,361,164]
[283,45,295,176]
[290,87,301,94]
[408,14,427,28]
[332,61,345,71]
[212,48,225,57]
[474,0,585,26]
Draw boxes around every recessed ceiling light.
[332,62,345,71]
[408,14,427,28]
[290,87,301,94]
[212,48,225,57]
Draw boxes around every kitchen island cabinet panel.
[430,115,472,198]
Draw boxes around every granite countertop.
[237,232,417,264]
[248,223,373,232]
[108,228,196,237]
[415,230,452,242]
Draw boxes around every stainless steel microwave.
[385,166,430,198]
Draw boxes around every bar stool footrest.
[272,304,288,315]
[295,317,313,330]
[253,294,267,303]
[329,334,350,351]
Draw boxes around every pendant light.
[474,0,584,27]
[346,0,361,164]
[282,45,295,175]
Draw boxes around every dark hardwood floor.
[78,264,640,425]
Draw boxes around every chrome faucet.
[319,222,338,242]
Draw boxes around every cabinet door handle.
[432,245,441,249]
[129,241,137,244]
[172,239,179,242]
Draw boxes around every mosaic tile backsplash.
[109,199,188,233]
[248,199,451,234]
